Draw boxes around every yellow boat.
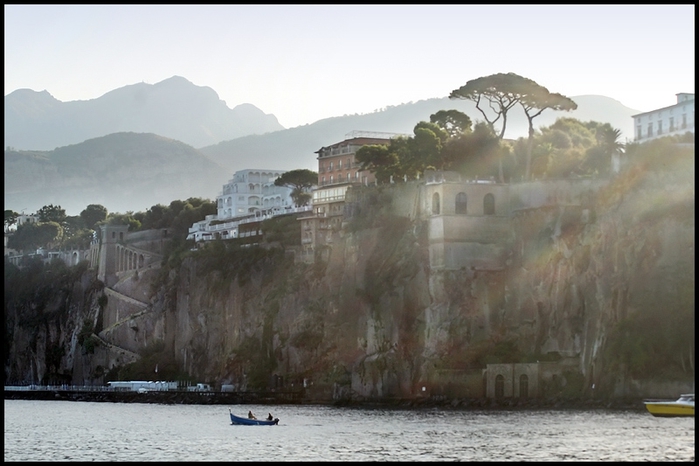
[644,393,694,417]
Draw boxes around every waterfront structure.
[632,93,695,142]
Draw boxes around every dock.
[4,385,306,405]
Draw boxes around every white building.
[187,169,311,243]
[216,169,294,220]
[632,93,695,142]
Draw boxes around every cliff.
[4,150,694,402]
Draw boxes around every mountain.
[4,132,231,216]
[198,95,641,172]
[4,80,641,216]
[4,76,284,150]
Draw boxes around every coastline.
[3,387,647,412]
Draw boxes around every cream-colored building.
[632,93,695,142]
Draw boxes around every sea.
[4,399,694,462]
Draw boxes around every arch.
[432,192,441,215]
[495,374,505,399]
[484,193,495,215]
[519,374,529,399]
[455,192,467,214]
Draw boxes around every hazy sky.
[4,5,695,129]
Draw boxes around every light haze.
[4,5,695,129]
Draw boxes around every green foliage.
[356,144,398,183]
[77,319,94,346]
[274,169,318,207]
[106,212,142,231]
[261,214,301,249]
[430,109,472,138]
[7,221,63,252]
[231,335,278,390]
[4,209,19,230]
[80,204,108,230]
[625,134,695,173]
[191,241,291,289]
[36,204,67,223]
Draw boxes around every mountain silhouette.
[4,76,284,150]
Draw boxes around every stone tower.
[97,224,129,287]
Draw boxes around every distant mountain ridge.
[4,76,284,150]
[4,76,642,216]
[5,132,231,216]
[198,94,641,172]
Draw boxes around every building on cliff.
[186,169,311,243]
[95,224,167,288]
[298,130,407,263]
[632,93,695,142]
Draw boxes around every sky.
[4,5,695,129]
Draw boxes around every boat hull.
[229,411,279,425]
[644,402,694,417]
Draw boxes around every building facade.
[216,169,294,220]
[298,131,405,263]
[632,93,695,142]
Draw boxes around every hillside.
[199,95,640,172]
[4,132,230,215]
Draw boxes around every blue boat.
[229,409,279,425]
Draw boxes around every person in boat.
[266,413,273,421]
[248,410,256,420]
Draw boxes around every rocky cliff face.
[5,153,694,401]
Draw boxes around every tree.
[7,221,63,252]
[520,89,577,180]
[406,125,445,172]
[450,72,576,182]
[429,109,473,138]
[274,169,318,207]
[36,204,67,224]
[80,204,108,230]
[356,144,399,184]
[4,209,19,231]
[442,122,502,178]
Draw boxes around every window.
[657,120,663,135]
[519,374,529,399]
[682,114,687,129]
[432,193,440,215]
[330,175,334,184]
[484,193,495,215]
[495,374,505,399]
[647,123,653,137]
[329,162,333,171]
[669,117,675,132]
[338,160,342,170]
[636,125,642,140]
[455,192,467,214]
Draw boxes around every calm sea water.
[4,399,694,461]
